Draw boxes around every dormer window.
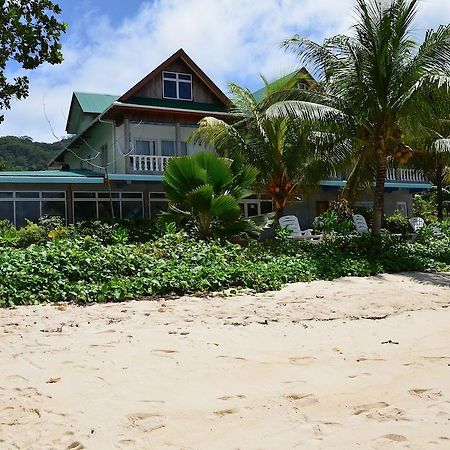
[163,71,193,100]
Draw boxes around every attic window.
[297,82,308,91]
[163,72,192,101]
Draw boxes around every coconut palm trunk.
[436,168,444,222]
[373,152,388,233]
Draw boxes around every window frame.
[73,191,144,222]
[0,191,66,226]
[162,71,193,101]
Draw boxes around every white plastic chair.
[352,214,369,234]
[278,215,323,242]
[409,217,425,232]
[409,216,443,237]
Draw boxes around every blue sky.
[1,0,449,142]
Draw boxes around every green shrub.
[17,221,47,247]
[314,199,354,234]
[384,213,410,235]
[0,220,20,247]
[0,231,448,307]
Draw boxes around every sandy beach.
[1,272,449,450]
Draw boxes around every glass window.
[74,201,96,221]
[98,192,119,199]
[162,72,192,101]
[122,193,142,199]
[98,201,120,220]
[15,201,40,227]
[161,140,176,156]
[16,192,39,199]
[163,79,177,99]
[180,142,188,156]
[150,201,168,218]
[42,192,65,199]
[135,140,156,156]
[179,81,192,100]
[0,201,14,223]
[261,201,273,214]
[122,201,144,219]
[150,192,166,199]
[74,192,96,199]
[42,201,66,218]
[247,203,259,217]
[0,192,13,198]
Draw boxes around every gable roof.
[74,92,119,114]
[118,48,229,107]
[65,92,119,134]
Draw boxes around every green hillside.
[0,136,69,171]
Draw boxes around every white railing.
[129,155,172,173]
[386,168,426,182]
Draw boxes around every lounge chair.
[352,214,369,234]
[278,215,323,242]
[409,216,443,239]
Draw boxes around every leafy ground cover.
[0,224,449,306]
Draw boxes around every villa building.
[0,49,432,228]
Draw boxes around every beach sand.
[0,272,449,449]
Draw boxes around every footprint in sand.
[214,408,238,417]
[218,395,246,401]
[289,356,317,366]
[66,442,85,450]
[378,434,408,442]
[353,402,389,415]
[127,412,165,433]
[284,393,319,407]
[366,407,410,422]
[408,388,443,401]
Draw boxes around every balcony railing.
[330,168,426,183]
[386,168,426,182]
[129,155,171,173]
[126,156,427,183]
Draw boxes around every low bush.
[384,213,410,235]
[0,230,448,307]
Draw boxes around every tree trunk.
[372,152,387,234]
[436,168,444,222]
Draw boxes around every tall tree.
[0,0,66,123]
[190,77,345,220]
[269,0,450,233]
[410,119,450,221]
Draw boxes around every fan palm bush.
[190,77,345,221]
[269,0,450,233]
[162,151,258,240]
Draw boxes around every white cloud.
[0,0,447,142]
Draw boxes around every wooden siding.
[134,59,221,105]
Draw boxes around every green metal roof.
[74,92,119,114]
[124,96,228,112]
[0,169,104,184]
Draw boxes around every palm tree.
[163,151,258,240]
[269,0,450,233]
[190,76,344,220]
[410,119,450,220]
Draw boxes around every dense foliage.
[0,217,448,306]
[0,0,66,123]
[0,136,69,170]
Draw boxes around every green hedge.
[0,232,449,307]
